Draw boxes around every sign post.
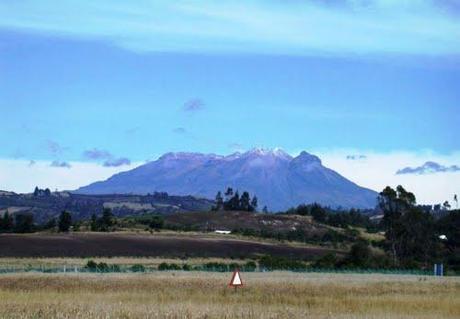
[229,269,243,291]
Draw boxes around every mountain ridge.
[76,148,378,210]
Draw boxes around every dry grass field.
[0,272,459,319]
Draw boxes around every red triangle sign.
[229,270,243,287]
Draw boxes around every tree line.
[286,203,376,230]
[287,185,459,271]
[212,188,259,212]
[0,208,117,233]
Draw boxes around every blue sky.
[0,0,459,203]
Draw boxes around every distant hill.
[76,148,378,210]
[0,191,213,223]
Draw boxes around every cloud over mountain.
[346,154,367,160]
[396,161,460,175]
[50,160,71,169]
[83,148,130,167]
[103,157,131,167]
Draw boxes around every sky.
[0,0,459,206]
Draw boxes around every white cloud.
[0,159,141,193]
[314,149,460,205]
[0,0,459,56]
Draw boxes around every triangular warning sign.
[229,270,243,287]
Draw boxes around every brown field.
[164,211,324,234]
[0,232,338,259]
[0,272,458,319]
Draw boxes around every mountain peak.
[243,148,292,159]
[294,151,322,164]
[159,152,221,161]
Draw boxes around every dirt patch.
[0,233,337,259]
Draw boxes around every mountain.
[76,148,378,211]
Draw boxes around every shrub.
[85,260,98,270]
[244,261,257,272]
[158,262,169,271]
[58,211,72,232]
[84,260,120,272]
[158,263,181,271]
[96,262,110,272]
[202,262,244,272]
[312,253,338,268]
[13,214,35,233]
[131,264,146,272]
[228,263,241,271]
[258,255,307,271]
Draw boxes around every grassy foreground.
[0,272,459,319]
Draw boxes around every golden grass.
[0,272,459,318]
[354,227,385,242]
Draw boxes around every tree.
[218,188,258,212]
[0,210,13,232]
[262,206,268,213]
[33,186,40,197]
[443,201,451,211]
[250,196,258,212]
[294,204,309,216]
[224,190,240,210]
[224,187,233,199]
[436,211,460,253]
[90,213,98,231]
[379,185,437,267]
[379,186,406,265]
[313,253,337,268]
[14,214,34,233]
[240,191,251,211]
[399,208,437,267]
[44,218,57,230]
[310,203,326,223]
[215,191,224,211]
[345,241,371,268]
[99,208,114,231]
[149,215,164,230]
[231,191,240,210]
[73,221,81,232]
[89,209,114,232]
[58,211,72,232]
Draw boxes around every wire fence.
[0,265,445,276]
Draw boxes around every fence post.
[434,263,444,276]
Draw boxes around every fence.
[0,265,442,276]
